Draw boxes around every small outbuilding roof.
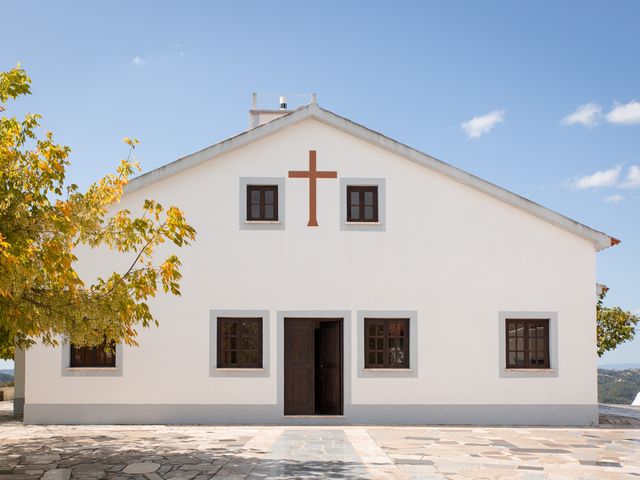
[125,102,618,251]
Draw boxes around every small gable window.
[70,339,116,368]
[247,185,278,221]
[347,186,378,222]
[506,319,550,369]
[364,318,409,368]
[217,318,263,368]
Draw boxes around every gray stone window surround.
[61,341,123,377]
[357,310,418,378]
[340,178,386,231]
[209,310,270,377]
[239,177,285,230]
[498,311,559,378]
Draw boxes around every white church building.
[16,96,618,425]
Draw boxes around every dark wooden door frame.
[283,318,343,416]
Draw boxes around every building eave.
[124,103,618,252]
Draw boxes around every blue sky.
[1,1,639,369]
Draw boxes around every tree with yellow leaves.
[0,65,196,359]
[597,287,639,357]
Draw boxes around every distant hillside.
[599,363,640,371]
[0,369,13,386]
[598,368,640,404]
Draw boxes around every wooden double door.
[284,318,343,415]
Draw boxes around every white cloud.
[461,110,505,139]
[173,43,185,56]
[567,165,640,191]
[620,165,640,188]
[561,103,602,127]
[571,165,622,189]
[606,100,640,125]
[130,56,148,66]
[604,194,624,203]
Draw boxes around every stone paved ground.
[1,402,639,479]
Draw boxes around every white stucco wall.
[24,118,598,423]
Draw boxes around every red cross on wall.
[288,150,337,227]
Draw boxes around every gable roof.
[125,102,618,251]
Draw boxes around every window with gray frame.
[364,318,409,368]
[246,185,278,221]
[505,319,550,369]
[347,185,378,222]
[69,339,116,368]
[217,317,263,368]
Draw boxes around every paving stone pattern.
[1,402,639,479]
